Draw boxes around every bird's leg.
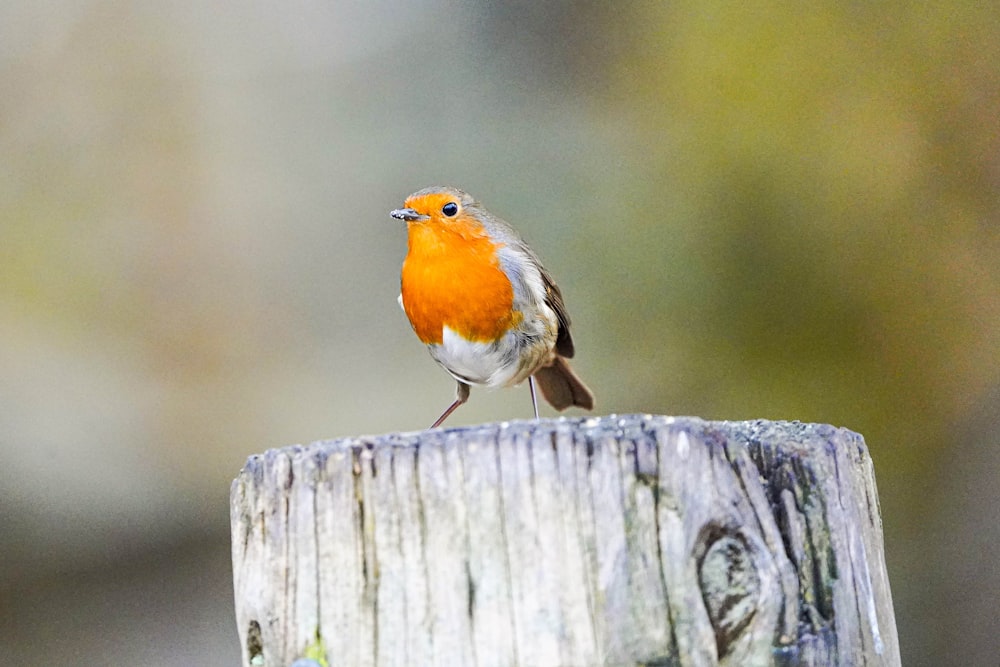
[431,381,470,428]
[529,375,540,420]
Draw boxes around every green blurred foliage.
[595,3,1000,516]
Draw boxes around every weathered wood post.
[231,415,899,667]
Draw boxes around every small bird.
[391,186,594,428]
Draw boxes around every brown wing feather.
[540,267,575,358]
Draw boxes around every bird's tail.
[533,356,595,411]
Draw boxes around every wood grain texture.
[231,415,899,667]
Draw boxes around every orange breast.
[401,218,519,345]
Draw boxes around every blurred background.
[1,2,997,664]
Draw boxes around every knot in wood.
[697,529,760,657]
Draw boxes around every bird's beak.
[390,207,429,222]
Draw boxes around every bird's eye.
[442,202,459,217]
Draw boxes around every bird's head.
[390,186,478,228]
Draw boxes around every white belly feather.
[430,326,521,387]
[429,320,555,389]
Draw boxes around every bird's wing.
[539,265,574,358]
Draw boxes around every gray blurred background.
[2,2,998,665]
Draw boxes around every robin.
[390,186,594,428]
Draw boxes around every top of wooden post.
[231,414,899,667]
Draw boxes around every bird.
[390,186,594,428]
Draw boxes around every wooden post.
[231,415,899,667]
